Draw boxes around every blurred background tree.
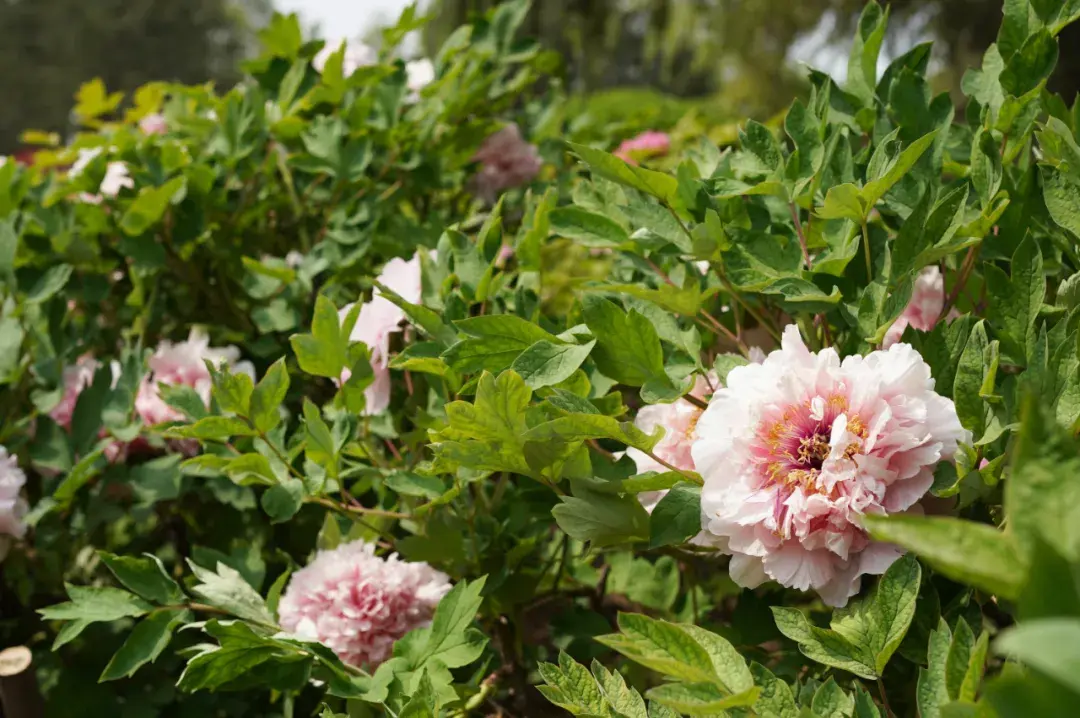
[425,0,1080,118]
[0,0,272,154]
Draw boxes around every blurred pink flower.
[692,325,969,606]
[313,40,378,76]
[339,251,431,415]
[614,131,671,164]
[883,266,947,348]
[50,357,128,462]
[139,113,168,135]
[471,124,542,203]
[627,373,717,513]
[0,447,27,561]
[278,540,452,667]
[406,58,435,95]
[135,328,253,429]
[100,163,133,197]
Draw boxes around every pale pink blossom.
[135,328,254,428]
[50,357,128,462]
[627,373,717,513]
[471,124,542,202]
[406,58,435,95]
[883,266,946,348]
[339,251,431,415]
[69,148,102,177]
[692,325,968,606]
[0,447,27,561]
[139,113,168,135]
[100,162,133,197]
[278,540,452,667]
[614,131,671,164]
[313,39,378,76]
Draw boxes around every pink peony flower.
[139,113,168,135]
[471,124,542,203]
[692,325,968,606]
[278,540,452,667]
[883,266,946,348]
[627,373,717,513]
[135,328,254,428]
[339,251,431,415]
[614,131,671,164]
[313,39,378,76]
[0,447,28,561]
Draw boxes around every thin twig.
[877,678,895,718]
[940,245,978,321]
[861,220,873,278]
[789,202,811,269]
[683,393,708,411]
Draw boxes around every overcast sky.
[275,0,414,42]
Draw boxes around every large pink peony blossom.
[0,447,27,561]
[692,325,968,606]
[313,39,378,76]
[278,540,452,667]
[339,251,431,415]
[471,124,542,203]
[135,328,254,427]
[614,131,671,164]
[883,266,946,348]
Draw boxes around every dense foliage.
[2,1,1080,717]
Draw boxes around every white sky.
[275,0,415,42]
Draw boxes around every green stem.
[861,220,873,279]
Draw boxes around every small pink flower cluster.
[471,124,542,203]
[629,322,966,607]
[614,131,671,164]
[51,329,252,460]
[339,251,431,415]
[0,447,27,562]
[278,540,452,667]
[139,113,168,135]
[70,147,132,204]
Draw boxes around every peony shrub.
[0,0,1079,717]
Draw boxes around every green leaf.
[863,514,1025,599]
[100,552,186,604]
[524,413,663,454]
[550,206,630,247]
[429,371,532,476]
[536,652,612,716]
[597,613,717,684]
[1000,30,1059,96]
[100,610,187,681]
[649,483,702,548]
[860,130,938,209]
[395,577,487,669]
[120,177,186,236]
[582,294,665,386]
[1041,164,1080,239]
[817,182,865,221]
[994,618,1080,695]
[250,359,289,433]
[165,416,255,439]
[553,488,650,546]
[384,472,445,500]
[568,142,678,204]
[644,683,759,716]
[739,120,783,175]
[986,235,1044,364]
[712,353,749,384]
[749,662,800,718]
[847,1,889,107]
[919,619,953,718]
[511,339,595,389]
[679,625,754,695]
[593,660,649,718]
[39,585,153,648]
[26,264,73,304]
[187,560,274,626]
[445,315,560,374]
[261,478,305,523]
[290,295,350,378]
[954,321,989,439]
[771,607,876,678]
[811,678,855,718]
